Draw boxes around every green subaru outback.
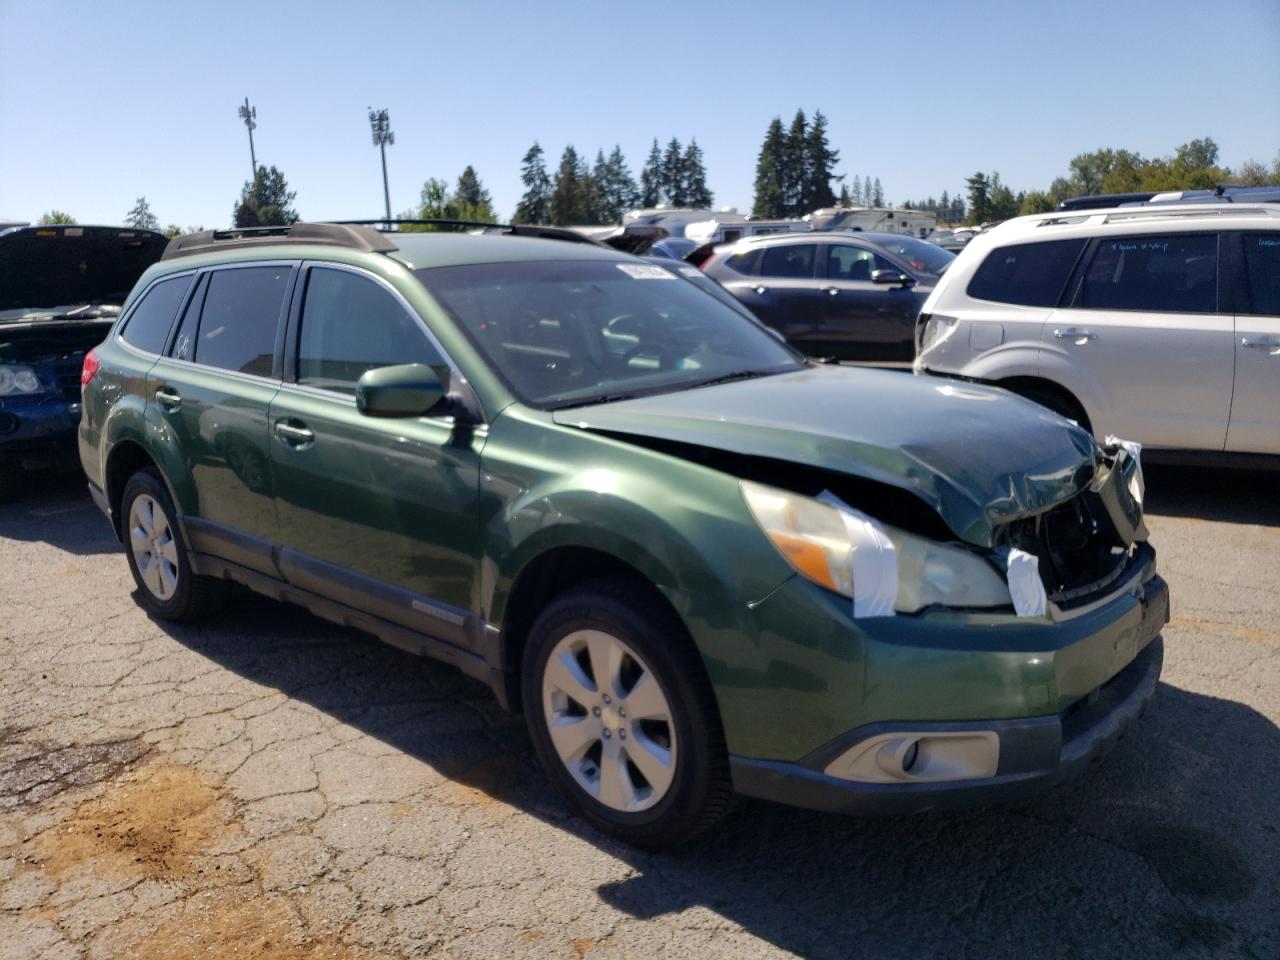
[79,223,1168,847]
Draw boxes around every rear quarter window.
[966,239,1085,307]
[723,248,762,275]
[118,275,192,354]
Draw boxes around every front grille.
[997,492,1130,604]
[51,355,85,402]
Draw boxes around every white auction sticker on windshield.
[616,263,677,280]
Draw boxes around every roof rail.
[331,218,607,247]
[1101,203,1280,223]
[161,222,398,260]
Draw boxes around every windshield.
[417,259,803,409]
[876,236,956,275]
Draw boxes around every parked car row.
[80,220,1165,847]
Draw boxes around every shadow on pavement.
[0,469,120,556]
[1144,464,1279,526]
[145,587,1279,960]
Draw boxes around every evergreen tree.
[232,165,298,227]
[781,109,809,216]
[681,139,713,209]
[513,142,552,224]
[965,172,991,225]
[871,177,884,207]
[802,110,840,211]
[661,137,685,206]
[452,166,496,222]
[752,117,787,218]
[125,196,159,232]
[851,174,862,205]
[550,145,592,225]
[939,190,950,219]
[640,138,663,208]
[592,145,638,223]
[838,183,851,206]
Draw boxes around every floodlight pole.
[238,97,258,183]
[368,108,395,226]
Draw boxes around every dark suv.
[702,232,955,362]
[81,223,1166,847]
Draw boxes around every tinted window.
[193,267,289,376]
[297,268,443,392]
[1241,233,1280,315]
[119,276,191,353]
[967,239,1085,307]
[760,244,816,279]
[169,273,206,361]
[724,248,761,275]
[827,245,896,281]
[1078,234,1217,314]
[418,259,799,409]
[872,236,956,275]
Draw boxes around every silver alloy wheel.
[128,493,180,601]
[541,629,678,813]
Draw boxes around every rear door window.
[759,244,816,279]
[1240,233,1280,315]
[193,266,290,377]
[296,267,444,393]
[966,239,1085,307]
[119,275,192,354]
[1077,234,1218,314]
[826,244,897,281]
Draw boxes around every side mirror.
[355,363,447,418]
[872,269,915,287]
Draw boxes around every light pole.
[368,108,394,226]
[238,98,258,184]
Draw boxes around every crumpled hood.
[554,366,1098,547]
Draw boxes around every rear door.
[713,243,823,348]
[1226,232,1280,453]
[146,262,293,572]
[268,263,485,641]
[816,242,919,361]
[1043,232,1232,449]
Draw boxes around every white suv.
[914,204,1280,455]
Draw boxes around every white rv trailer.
[622,206,748,237]
[807,206,937,237]
[683,218,810,245]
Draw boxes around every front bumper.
[730,575,1167,815]
[0,394,81,471]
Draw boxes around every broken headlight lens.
[742,481,1012,613]
[0,365,46,396]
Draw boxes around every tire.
[120,467,226,621]
[0,465,21,502]
[522,578,733,848]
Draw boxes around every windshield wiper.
[687,369,774,390]
[549,391,641,411]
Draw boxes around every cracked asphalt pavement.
[1,465,1277,959]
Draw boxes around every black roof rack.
[331,218,605,246]
[1057,192,1156,211]
[161,222,399,260]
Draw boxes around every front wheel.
[523,579,733,848]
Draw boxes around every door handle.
[819,286,840,296]
[753,285,769,295]
[1241,337,1280,355]
[274,420,315,447]
[1053,328,1097,344]
[154,386,182,411]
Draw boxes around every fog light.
[825,730,1000,784]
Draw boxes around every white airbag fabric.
[1105,434,1145,507]
[818,492,898,618]
[998,547,1047,617]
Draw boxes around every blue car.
[0,224,167,497]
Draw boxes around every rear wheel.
[523,579,732,848]
[121,468,225,621]
[1008,381,1092,433]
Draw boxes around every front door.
[816,243,920,362]
[1043,232,1233,450]
[1226,232,1280,453]
[268,264,485,641]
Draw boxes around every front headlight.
[741,481,1011,615]
[0,365,47,396]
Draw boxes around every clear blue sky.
[2,0,1278,228]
